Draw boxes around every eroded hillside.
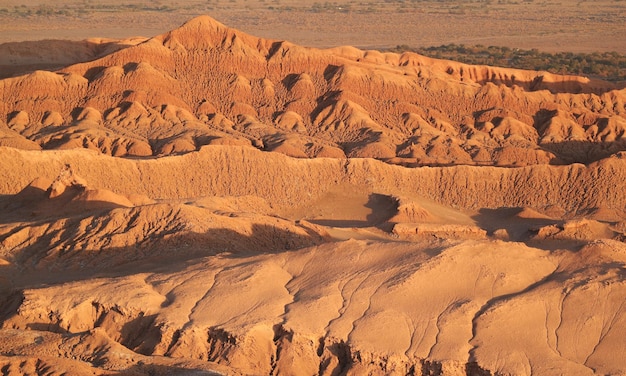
[1,15,626,376]
[1,16,625,166]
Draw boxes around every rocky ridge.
[0,16,624,166]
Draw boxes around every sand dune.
[0,15,625,375]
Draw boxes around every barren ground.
[1,0,625,53]
[0,4,625,376]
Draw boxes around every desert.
[1,1,626,375]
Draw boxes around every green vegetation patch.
[387,44,626,82]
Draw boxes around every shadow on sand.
[0,39,138,79]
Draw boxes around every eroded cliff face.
[2,146,626,216]
[1,16,624,165]
[1,15,625,376]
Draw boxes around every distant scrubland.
[387,44,626,82]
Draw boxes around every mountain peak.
[176,15,228,33]
[154,14,269,53]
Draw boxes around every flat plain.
[1,0,625,52]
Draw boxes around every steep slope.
[0,15,624,164]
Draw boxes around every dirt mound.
[0,178,328,271]
[0,328,231,375]
[533,219,616,243]
[515,206,555,220]
[0,123,41,150]
[1,165,137,223]
[389,198,437,223]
